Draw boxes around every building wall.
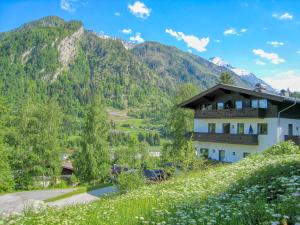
[194,117,300,162]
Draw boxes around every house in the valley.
[179,83,300,162]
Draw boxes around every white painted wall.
[194,117,300,162]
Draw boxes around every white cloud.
[165,28,209,52]
[165,29,180,39]
[121,28,132,34]
[267,41,284,47]
[264,70,300,91]
[215,39,221,43]
[114,12,121,16]
[273,12,293,20]
[256,60,266,65]
[253,49,285,64]
[128,1,151,19]
[224,28,238,35]
[241,28,247,33]
[60,0,77,12]
[129,33,144,43]
[297,50,300,54]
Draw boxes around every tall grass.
[3,143,300,225]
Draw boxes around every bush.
[264,141,300,156]
[0,146,15,193]
[52,180,68,189]
[70,174,78,185]
[117,171,145,193]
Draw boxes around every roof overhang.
[179,84,286,109]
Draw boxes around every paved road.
[47,186,117,207]
[0,188,75,215]
[0,186,117,216]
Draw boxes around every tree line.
[0,82,203,192]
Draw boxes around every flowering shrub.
[263,141,300,156]
[3,148,300,225]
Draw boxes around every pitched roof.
[179,83,300,109]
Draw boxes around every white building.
[179,84,300,162]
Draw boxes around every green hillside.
[0,16,256,145]
[4,143,300,224]
[0,16,252,118]
[131,41,251,89]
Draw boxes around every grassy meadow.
[3,144,300,225]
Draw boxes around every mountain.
[209,57,274,91]
[0,16,255,124]
[131,42,252,90]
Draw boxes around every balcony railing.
[188,132,259,145]
[195,108,266,119]
[285,135,300,146]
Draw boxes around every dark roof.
[62,161,74,171]
[179,83,300,109]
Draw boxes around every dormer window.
[217,102,224,110]
[259,99,268,109]
[235,101,243,109]
[251,100,258,108]
[251,99,268,109]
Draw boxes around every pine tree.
[219,72,235,85]
[75,95,111,184]
[162,83,199,167]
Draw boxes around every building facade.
[180,84,300,162]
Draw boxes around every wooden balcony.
[195,108,266,119]
[285,135,300,146]
[188,132,259,145]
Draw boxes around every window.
[237,123,244,134]
[258,123,268,135]
[223,123,230,134]
[217,102,224,110]
[259,99,268,108]
[219,150,225,162]
[248,125,254,134]
[288,124,293,136]
[208,123,216,133]
[251,100,258,108]
[235,101,243,109]
[200,148,209,159]
[243,152,250,158]
[232,152,236,156]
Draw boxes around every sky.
[0,0,300,91]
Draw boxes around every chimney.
[280,89,290,97]
[254,83,267,92]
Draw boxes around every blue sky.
[0,0,300,91]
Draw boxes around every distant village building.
[179,84,300,162]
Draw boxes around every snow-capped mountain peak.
[209,56,275,92]
[210,57,230,67]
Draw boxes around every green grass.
[44,183,112,203]
[4,144,300,225]
[108,108,166,151]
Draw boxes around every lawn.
[3,146,300,225]
[107,108,167,149]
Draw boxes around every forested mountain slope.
[131,41,252,89]
[0,16,253,122]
